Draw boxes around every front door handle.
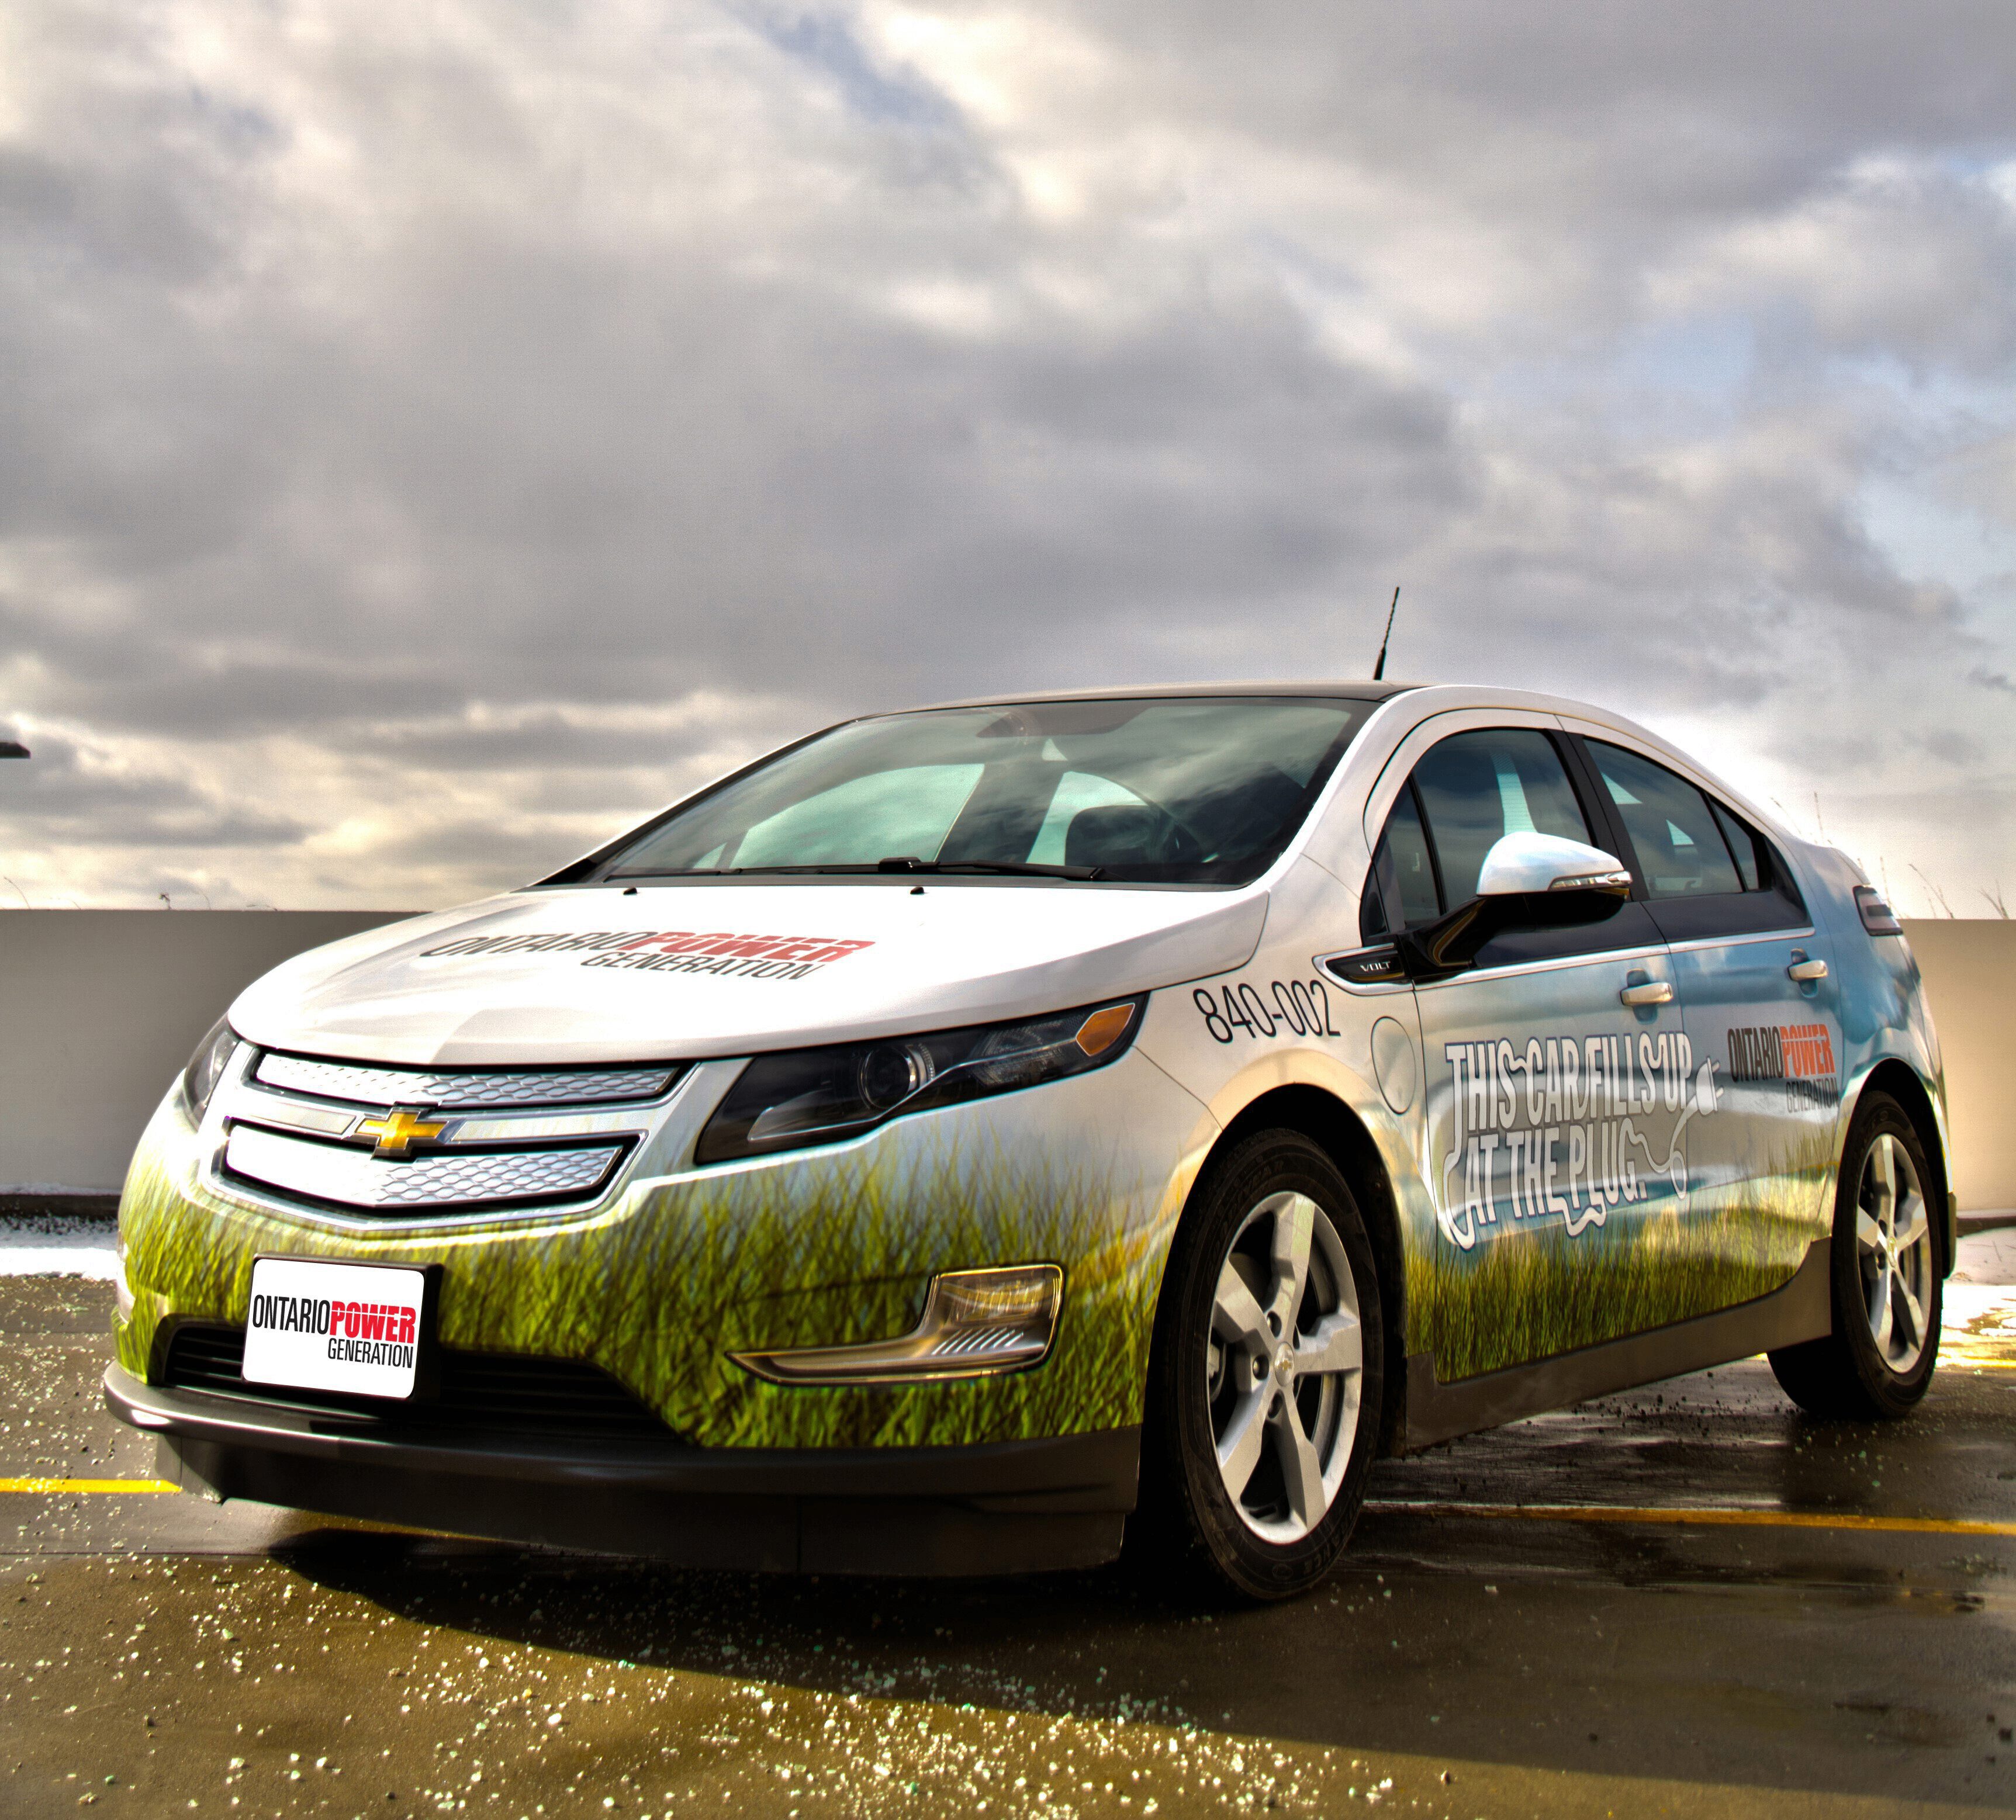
[1619,980,1674,1008]
[1787,958,1828,982]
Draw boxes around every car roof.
[900,679,1422,712]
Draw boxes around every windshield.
[586,697,1372,887]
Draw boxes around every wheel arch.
[1206,1085,1410,1456]
[1851,1058,1955,1276]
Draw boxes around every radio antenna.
[1372,585,1400,681]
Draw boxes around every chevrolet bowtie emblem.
[357,1106,448,1158]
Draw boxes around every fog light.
[729,1264,1063,1386]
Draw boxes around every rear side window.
[1584,742,1742,899]
[1580,739,1806,936]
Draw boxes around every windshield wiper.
[876,857,1103,881]
[610,858,1104,882]
[711,858,1102,881]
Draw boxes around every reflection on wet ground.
[2,1232,2013,1817]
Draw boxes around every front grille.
[162,1324,679,1444]
[254,1053,679,1110]
[223,1125,625,1215]
[217,1048,677,1220]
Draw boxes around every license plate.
[243,1257,429,1400]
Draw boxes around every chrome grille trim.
[224,1126,625,1213]
[253,1053,679,1110]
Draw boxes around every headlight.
[695,997,1143,1163]
[180,1018,241,1122]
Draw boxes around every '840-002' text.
[1193,980,1341,1043]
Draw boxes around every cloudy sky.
[2,1,2012,912]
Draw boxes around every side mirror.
[1398,833,1633,980]
[1476,831,1633,898]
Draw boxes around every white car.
[108,682,1952,1598]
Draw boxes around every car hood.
[227,882,1270,1066]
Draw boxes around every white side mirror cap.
[1476,831,1633,898]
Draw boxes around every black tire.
[1769,1092,1941,1420]
[1133,1130,1384,1601]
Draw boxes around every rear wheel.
[1769,1092,1941,1420]
[1138,1131,1383,1601]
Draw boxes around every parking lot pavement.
[3,1241,2013,1819]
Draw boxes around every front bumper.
[117,1043,1206,1455]
[106,1364,1139,1575]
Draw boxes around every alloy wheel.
[1856,1131,1934,1375]
[1205,1190,1364,1544]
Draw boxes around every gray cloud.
[0,730,308,849]
[1,0,2012,911]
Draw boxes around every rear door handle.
[1787,959,1828,982]
[1619,980,1674,1007]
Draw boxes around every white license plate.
[243,1257,428,1400]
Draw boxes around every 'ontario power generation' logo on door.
[1727,1022,1839,1110]
[420,929,876,981]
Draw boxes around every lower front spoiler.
[105,1365,1139,1577]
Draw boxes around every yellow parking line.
[1368,1500,2016,1538]
[4,1485,2008,1540]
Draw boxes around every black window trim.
[1557,733,1645,901]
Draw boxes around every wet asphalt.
[4,1234,2015,1820]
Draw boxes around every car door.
[1571,733,1841,1303]
[1362,717,1695,1383]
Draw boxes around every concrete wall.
[1901,919,2016,1214]
[2,908,2011,1208]
[2,910,413,1198]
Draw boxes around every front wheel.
[1769,1092,1941,1420]
[1139,1130,1384,1601]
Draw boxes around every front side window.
[1366,728,1591,937]
[1409,728,1592,904]
[1360,726,1658,963]
[586,697,1374,888]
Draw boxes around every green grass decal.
[1409,1148,1831,1382]
[116,1098,1190,1452]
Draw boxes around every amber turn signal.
[1073,1003,1137,1057]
